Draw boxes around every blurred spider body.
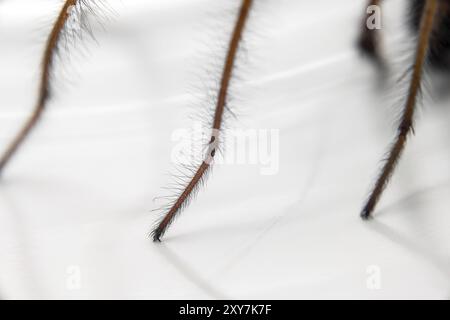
[0,0,445,241]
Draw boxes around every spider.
[0,0,446,242]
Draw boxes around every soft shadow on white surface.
[0,0,449,299]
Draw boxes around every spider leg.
[0,0,78,177]
[151,0,254,242]
[361,0,439,219]
[357,0,384,64]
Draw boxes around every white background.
[0,0,449,299]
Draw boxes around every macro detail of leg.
[151,0,254,242]
[361,0,439,219]
[0,0,78,177]
[357,0,383,62]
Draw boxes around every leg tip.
[151,229,162,243]
[360,207,373,221]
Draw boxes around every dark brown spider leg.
[357,0,384,63]
[0,0,78,177]
[151,0,254,242]
[361,0,438,219]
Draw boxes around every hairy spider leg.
[0,0,78,177]
[151,0,254,242]
[362,0,439,218]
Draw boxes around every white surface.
[0,0,449,299]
